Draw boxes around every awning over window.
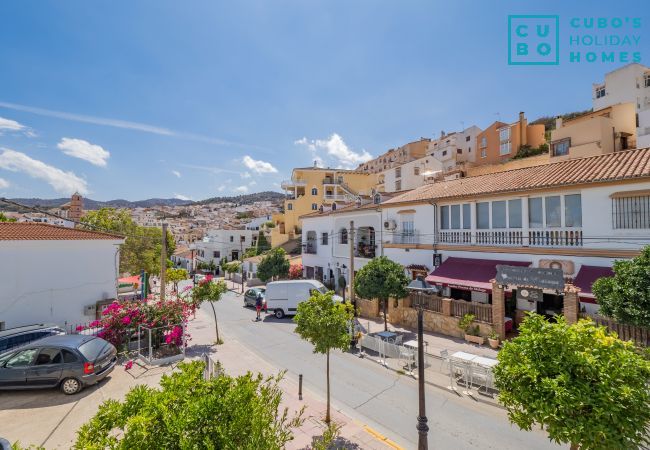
[425,257,531,293]
[573,265,614,303]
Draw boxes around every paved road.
[202,290,563,450]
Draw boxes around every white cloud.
[0,148,88,195]
[294,133,372,169]
[0,101,270,151]
[242,155,278,174]
[174,194,191,201]
[0,177,9,189]
[172,170,181,178]
[0,117,25,132]
[234,185,249,193]
[217,185,226,192]
[57,138,110,167]
[240,171,251,179]
[248,180,257,186]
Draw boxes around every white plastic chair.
[440,349,450,373]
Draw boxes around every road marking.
[363,425,405,450]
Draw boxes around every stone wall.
[356,298,380,318]
[360,296,493,339]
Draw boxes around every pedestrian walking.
[255,293,263,321]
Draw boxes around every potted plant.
[487,330,500,349]
[458,313,484,345]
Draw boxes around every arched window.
[332,203,337,211]
[340,228,348,244]
[311,187,318,196]
[287,203,293,211]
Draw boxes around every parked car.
[0,324,65,353]
[0,334,117,395]
[244,288,266,310]
[265,280,341,319]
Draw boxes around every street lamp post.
[406,275,436,450]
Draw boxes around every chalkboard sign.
[516,287,543,303]
[496,265,565,290]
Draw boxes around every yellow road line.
[363,425,405,450]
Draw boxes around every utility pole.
[240,236,245,294]
[160,222,168,301]
[349,220,355,309]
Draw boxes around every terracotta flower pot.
[488,337,500,349]
[464,334,485,345]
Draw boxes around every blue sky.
[0,1,648,201]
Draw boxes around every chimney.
[440,130,445,139]
[519,112,527,147]
[555,116,563,129]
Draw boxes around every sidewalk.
[187,308,400,450]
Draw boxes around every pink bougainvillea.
[124,360,133,371]
[77,294,193,350]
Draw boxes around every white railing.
[437,229,583,248]
[281,179,307,189]
[391,230,420,244]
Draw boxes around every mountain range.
[2,191,285,211]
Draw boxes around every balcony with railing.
[391,230,421,245]
[281,179,307,189]
[437,228,583,248]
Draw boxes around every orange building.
[475,112,545,165]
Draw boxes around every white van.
[265,280,336,319]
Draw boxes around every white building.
[380,154,444,193]
[18,214,73,228]
[592,63,650,148]
[381,148,650,315]
[428,126,482,170]
[0,223,125,330]
[245,215,272,230]
[193,229,257,267]
[300,193,397,290]
[171,247,195,272]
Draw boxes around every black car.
[0,334,117,395]
[244,288,266,309]
[0,324,65,353]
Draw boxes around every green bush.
[74,361,303,449]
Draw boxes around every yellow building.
[550,103,637,159]
[271,166,377,246]
[475,112,546,165]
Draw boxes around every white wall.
[195,229,257,264]
[1,240,121,329]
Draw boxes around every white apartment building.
[18,214,73,228]
[428,126,482,170]
[300,194,385,289]
[245,215,272,230]
[380,154,444,193]
[381,148,650,316]
[1,223,125,329]
[592,63,650,148]
[193,229,257,267]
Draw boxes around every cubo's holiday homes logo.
[508,15,559,65]
[508,15,643,65]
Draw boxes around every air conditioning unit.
[383,219,397,230]
[84,304,97,317]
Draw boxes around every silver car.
[0,334,117,395]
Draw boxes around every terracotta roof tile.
[384,148,650,205]
[0,223,125,241]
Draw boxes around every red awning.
[425,257,531,293]
[118,275,141,287]
[574,265,614,303]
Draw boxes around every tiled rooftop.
[384,148,650,205]
[0,223,125,240]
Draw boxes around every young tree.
[74,361,303,449]
[592,245,650,327]
[294,292,354,424]
[256,231,271,253]
[494,313,650,450]
[354,256,409,331]
[191,279,228,343]
[81,208,175,275]
[166,268,188,292]
[257,247,290,282]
